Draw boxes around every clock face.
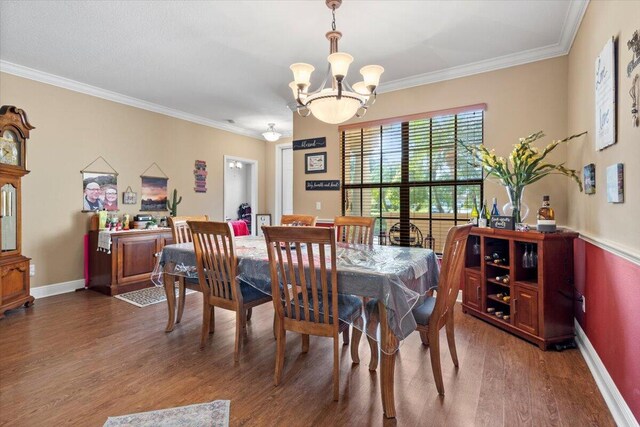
[0,130,20,166]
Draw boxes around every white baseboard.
[574,319,638,427]
[31,279,85,299]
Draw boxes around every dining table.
[154,235,439,419]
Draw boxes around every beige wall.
[567,0,640,253]
[293,56,570,223]
[0,72,268,287]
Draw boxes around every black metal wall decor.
[293,137,326,150]
[305,180,340,191]
[627,30,640,76]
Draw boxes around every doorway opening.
[223,155,258,235]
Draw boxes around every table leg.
[163,264,176,333]
[378,301,398,419]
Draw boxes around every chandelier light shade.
[289,0,383,124]
[262,123,282,142]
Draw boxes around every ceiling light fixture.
[289,0,384,125]
[262,123,282,142]
[228,160,243,169]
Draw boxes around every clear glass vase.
[503,186,529,224]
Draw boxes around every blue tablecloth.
[156,236,439,341]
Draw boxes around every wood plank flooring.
[0,290,614,426]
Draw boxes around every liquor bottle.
[478,200,488,228]
[536,195,556,232]
[490,197,500,216]
[470,197,479,226]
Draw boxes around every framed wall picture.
[583,164,596,195]
[305,152,327,174]
[595,38,616,150]
[256,214,271,237]
[82,172,118,212]
[606,163,624,203]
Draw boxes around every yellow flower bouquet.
[459,131,586,223]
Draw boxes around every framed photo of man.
[82,172,118,212]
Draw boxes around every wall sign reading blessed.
[306,180,340,191]
[293,137,326,150]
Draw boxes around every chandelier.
[262,123,282,142]
[289,0,384,124]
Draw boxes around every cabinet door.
[463,270,482,311]
[0,260,29,303]
[116,235,159,285]
[514,285,539,335]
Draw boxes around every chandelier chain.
[331,6,336,31]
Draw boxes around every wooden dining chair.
[334,216,376,246]
[168,215,208,324]
[189,221,272,361]
[366,223,472,396]
[280,214,317,227]
[334,216,375,346]
[263,226,363,401]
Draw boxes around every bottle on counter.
[490,197,500,216]
[470,197,479,226]
[478,200,488,228]
[536,195,556,232]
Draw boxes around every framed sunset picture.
[140,176,168,211]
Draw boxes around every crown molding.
[380,0,589,94]
[0,60,267,140]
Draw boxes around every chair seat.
[289,292,362,323]
[411,296,436,326]
[240,279,271,304]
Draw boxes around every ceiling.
[0,0,587,139]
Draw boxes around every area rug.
[104,400,229,427]
[115,285,196,308]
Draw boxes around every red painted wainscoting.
[574,239,640,419]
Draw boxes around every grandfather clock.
[0,106,34,319]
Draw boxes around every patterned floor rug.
[115,285,196,308]
[104,400,229,427]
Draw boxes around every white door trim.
[274,142,293,225]
[223,155,258,236]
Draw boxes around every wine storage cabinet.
[462,227,578,350]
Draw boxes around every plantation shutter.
[340,104,485,253]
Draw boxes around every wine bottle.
[536,195,556,232]
[478,200,488,228]
[470,197,479,226]
[490,197,500,216]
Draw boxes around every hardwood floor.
[0,290,614,426]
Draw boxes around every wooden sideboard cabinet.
[88,228,173,296]
[461,227,578,350]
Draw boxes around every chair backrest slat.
[281,214,317,227]
[432,224,472,327]
[169,215,209,244]
[189,221,241,305]
[334,216,375,246]
[263,226,337,328]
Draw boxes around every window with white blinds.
[340,107,484,253]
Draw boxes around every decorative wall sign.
[123,186,137,204]
[606,163,624,203]
[595,38,616,150]
[293,137,326,150]
[583,164,596,195]
[305,180,340,191]
[194,160,207,193]
[305,152,327,174]
[627,30,640,76]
